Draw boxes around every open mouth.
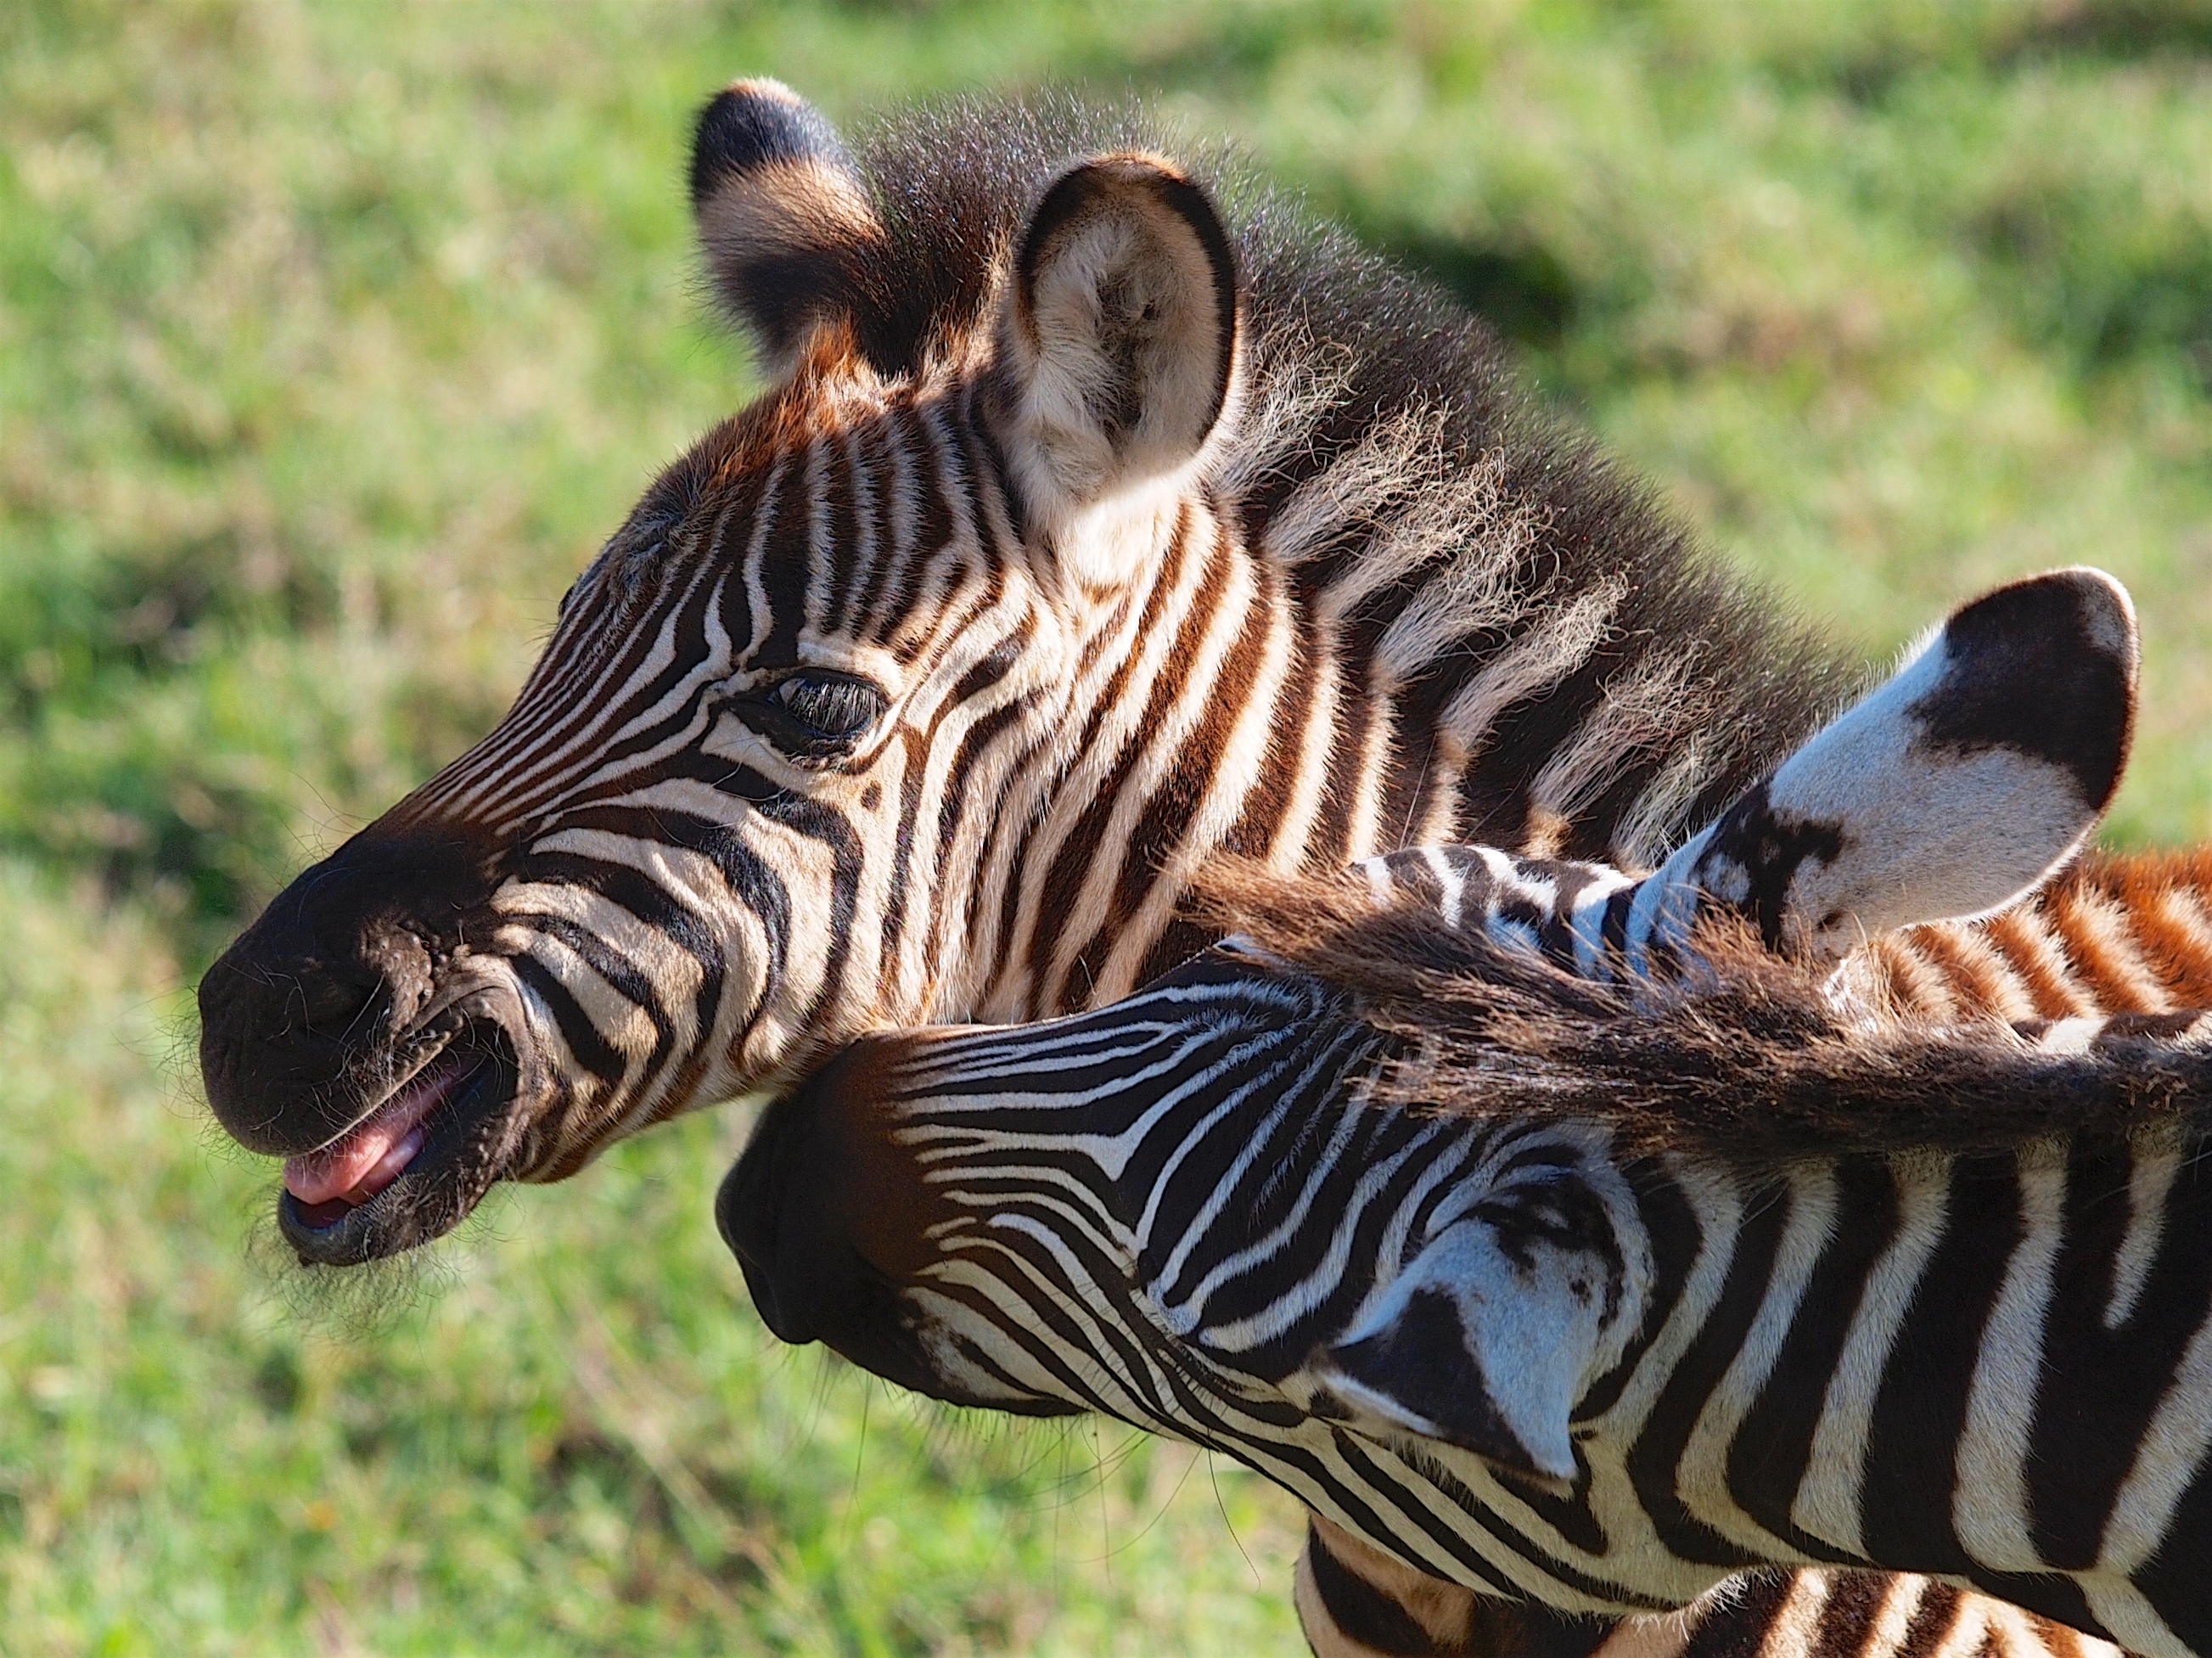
[277,1027,518,1266]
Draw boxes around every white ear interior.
[992,155,1239,536]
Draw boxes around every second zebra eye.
[732,671,889,759]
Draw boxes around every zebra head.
[196,81,1246,1265]
[721,570,2138,1422]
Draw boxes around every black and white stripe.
[205,85,1872,1204]
[737,876,2212,1658]
[193,84,2151,1658]
[726,571,2186,1656]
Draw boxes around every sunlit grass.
[3,0,2208,1649]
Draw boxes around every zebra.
[1297,1538,2120,1658]
[182,82,2145,1657]
[722,570,2212,1658]
[1304,855,2212,1658]
[197,81,1864,1264]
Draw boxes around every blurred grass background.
[3,0,2208,1651]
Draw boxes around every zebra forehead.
[691,352,907,486]
[566,390,999,655]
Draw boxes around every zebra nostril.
[360,921,435,1031]
[289,958,386,1036]
[199,826,497,1156]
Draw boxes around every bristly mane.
[1197,860,2212,1166]
[838,93,1855,857]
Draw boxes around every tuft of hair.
[691,78,890,376]
[1196,859,2212,1167]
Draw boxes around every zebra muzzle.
[198,823,537,1264]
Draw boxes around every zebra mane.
[817,92,1857,859]
[1196,858,2212,1165]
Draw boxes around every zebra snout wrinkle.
[198,827,497,1155]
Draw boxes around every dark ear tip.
[1060,150,1195,188]
[690,78,851,209]
[1934,567,2137,814]
[1949,566,2137,665]
[2050,565,2137,664]
[1022,151,1223,255]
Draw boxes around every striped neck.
[751,937,2212,1658]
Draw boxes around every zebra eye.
[733,671,889,759]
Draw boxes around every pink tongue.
[284,1071,450,1207]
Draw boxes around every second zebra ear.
[1311,1218,1597,1486]
[989,154,1241,535]
[1651,566,2137,961]
[691,79,888,379]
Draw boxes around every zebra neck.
[932,490,1255,1025]
[1587,1131,2204,1621]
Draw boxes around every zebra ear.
[990,153,1241,534]
[1311,1220,1597,1486]
[690,79,887,379]
[1651,567,2137,961]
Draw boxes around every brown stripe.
[2133,884,2212,1007]
[2051,886,2172,1013]
[1975,908,2093,1020]
[1936,925,2040,1021]
[1666,1571,1799,1658]
[1874,932,1966,1021]
[2020,1611,2102,1658]
[1895,926,1993,1021]
[1891,1582,1969,1658]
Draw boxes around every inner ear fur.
[690,78,889,379]
[991,152,1241,531]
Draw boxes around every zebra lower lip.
[277,1032,517,1263]
[283,1050,480,1213]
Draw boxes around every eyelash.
[725,672,890,760]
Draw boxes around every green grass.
[2,1,2208,1650]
